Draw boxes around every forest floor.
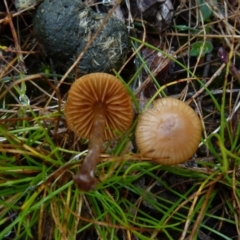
[0,0,240,239]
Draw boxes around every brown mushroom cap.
[65,73,133,140]
[135,97,202,165]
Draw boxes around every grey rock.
[33,0,130,75]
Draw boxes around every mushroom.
[65,73,133,191]
[135,97,202,165]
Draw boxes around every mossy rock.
[33,0,130,75]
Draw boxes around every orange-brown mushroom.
[135,97,202,165]
[65,73,133,191]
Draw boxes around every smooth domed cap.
[65,73,133,141]
[136,97,202,165]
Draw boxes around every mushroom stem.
[74,103,105,191]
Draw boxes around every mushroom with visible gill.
[65,73,133,191]
[135,97,202,165]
